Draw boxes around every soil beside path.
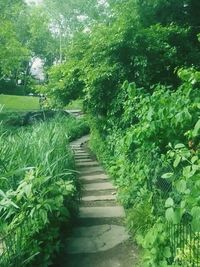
[56,135,139,267]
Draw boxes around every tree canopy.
[37,0,200,107]
[1,0,200,98]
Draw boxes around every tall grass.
[0,117,74,191]
[0,115,89,190]
[0,115,89,266]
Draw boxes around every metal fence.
[167,223,200,266]
[0,219,39,267]
[149,175,200,267]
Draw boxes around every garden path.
[61,135,138,267]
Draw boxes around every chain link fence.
[150,176,200,266]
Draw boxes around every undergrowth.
[89,69,200,266]
[0,115,89,267]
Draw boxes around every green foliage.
[43,0,200,108]
[41,1,200,264]
[1,0,198,264]
[27,6,59,64]
[175,233,200,265]
[65,99,83,110]
[126,191,155,237]
[0,19,30,77]
[41,60,85,106]
[0,169,75,267]
[89,70,200,265]
[0,115,89,266]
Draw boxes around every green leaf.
[165,198,174,208]
[173,155,181,168]
[191,206,200,217]
[183,166,192,178]
[0,190,7,199]
[191,207,200,231]
[165,207,174,222]
[175,143,185,149]
[163,247,171,258]
[165,208,182,224]
[176,180,187,193]
[161,172,173,179]
[193,119,200,137]
[24,184,32,198]
[180,201,186,208]
[191,156,198,164]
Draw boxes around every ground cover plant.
[0,115,89,266]
[89,68,200,266]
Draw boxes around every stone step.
[72,147,85,151]
[66,224,129,254]
[74,155,91,159]
[80,178,108,184]
[75,155,91,160]
[81,200,117,208]
[76,159,96,163]
[76,161,99,168]
[79,173,109,180]
[80,167,104,175]
[71,144,81,148]
[79,174,109,184]
[82,195,116,202]
[74,150,89,154]
[74,153,90,157]
[82,189,116,197]
[74,135,89,144]
[84,182,115,191]
[74,151,86,155]
[79,207,125,218]
[70,135,89,145]
[71,147,81,150]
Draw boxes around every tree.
[0,0,30,84]
[27,6,59,65]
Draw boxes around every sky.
[25,0,43,5]
[31,58,45,81]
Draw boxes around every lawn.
[0,95,83,112]
[0,95,83,123]
[0,94,40,112]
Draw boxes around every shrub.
[89,69,200,266]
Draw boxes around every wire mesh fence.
[167,223,200,266]
[0,219,39,267]
[149,176,200,267]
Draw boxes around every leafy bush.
[89,69,200,266]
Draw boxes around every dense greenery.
[89,69,200,266]
[0,116,89,266]
[43,0,200,106]
[1,0,200,265]
[0,0,112,95]
[39,0,200,266]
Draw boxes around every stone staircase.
[65,135,138,267]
